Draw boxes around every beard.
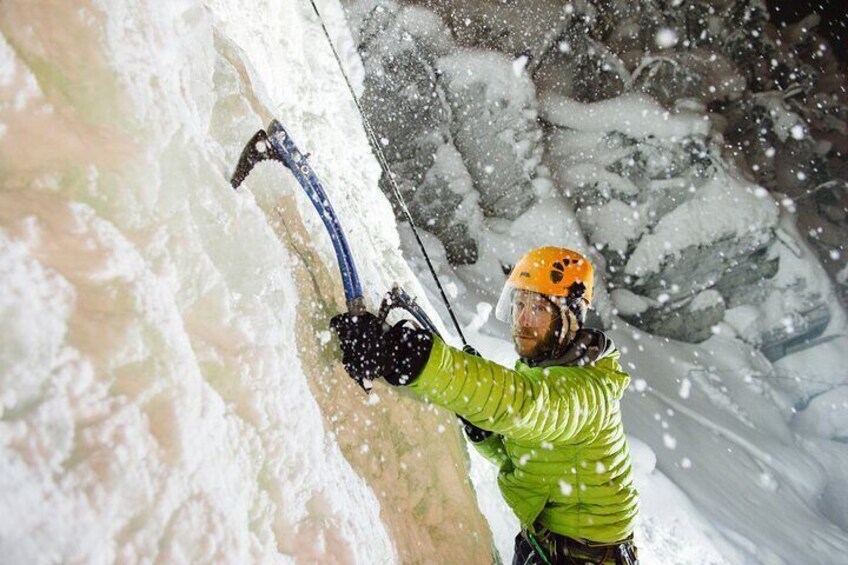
[512,323,558,360]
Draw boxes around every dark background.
[768,0,848,61]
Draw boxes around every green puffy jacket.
[408,331,638,544]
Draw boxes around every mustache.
[512,329,543,338]
[512,327,563,339]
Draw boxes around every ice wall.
[0,1,493,562]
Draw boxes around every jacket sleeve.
[469,433,509,467]
[407,336,623,444]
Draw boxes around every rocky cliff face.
[344,0,846,358]
[349,0,544,264]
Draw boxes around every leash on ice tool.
[303,0,472,353]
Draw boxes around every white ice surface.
[0,0,404,562]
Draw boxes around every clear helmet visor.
[494,285,516,323]
[495,286,564,324]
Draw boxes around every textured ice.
[0,1,488,562]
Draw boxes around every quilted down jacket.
[408,329,639,543]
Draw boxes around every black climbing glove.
[329,311,389,382]
[329,312,433,386]
[382,322,433,386]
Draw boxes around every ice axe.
[231,121,366,315]
[231,121,491,439]
[230,121,440,389]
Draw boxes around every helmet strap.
[553,303,582,357]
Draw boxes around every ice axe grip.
[347,296,367,316]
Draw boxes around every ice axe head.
[230,128,278,189]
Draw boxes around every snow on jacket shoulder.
[407,332,639,544]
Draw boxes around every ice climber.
[330,246,639,565]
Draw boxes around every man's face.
[510,290,558,359]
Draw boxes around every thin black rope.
[306,0,469,348]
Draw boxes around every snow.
[689,290,723,312]
[724,305,765,345]
[754,92,807,143]
[540,92,710,139]
[583,198,647,253]
[612,288,651,316]
[437,47,543,218]
[625,175,779,277]
[655,28,679,49]
[611,321,848,563]
[773,333,848,400]
[561,163,640,198]
[793,387,848,439]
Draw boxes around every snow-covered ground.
[1,1,847,564]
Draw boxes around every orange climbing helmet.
[495,246,594,323]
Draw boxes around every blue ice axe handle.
[230,121,366,314]
[264,121,366,314]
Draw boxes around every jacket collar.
[523,327,614,368]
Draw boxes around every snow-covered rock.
[633,50,746,107]
[437,49,541,220]
[793,386,848,440]
[542,92,781,344]
[534,33,630,103]
[347,0,481,264]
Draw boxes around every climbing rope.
[305,0,470,349]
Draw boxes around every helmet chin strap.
[518,297,584,362]
[553,305,580,357]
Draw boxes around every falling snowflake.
[655,28,678,48]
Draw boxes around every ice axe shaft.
[231,121,365,315]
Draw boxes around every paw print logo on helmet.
[550,256,584,284]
